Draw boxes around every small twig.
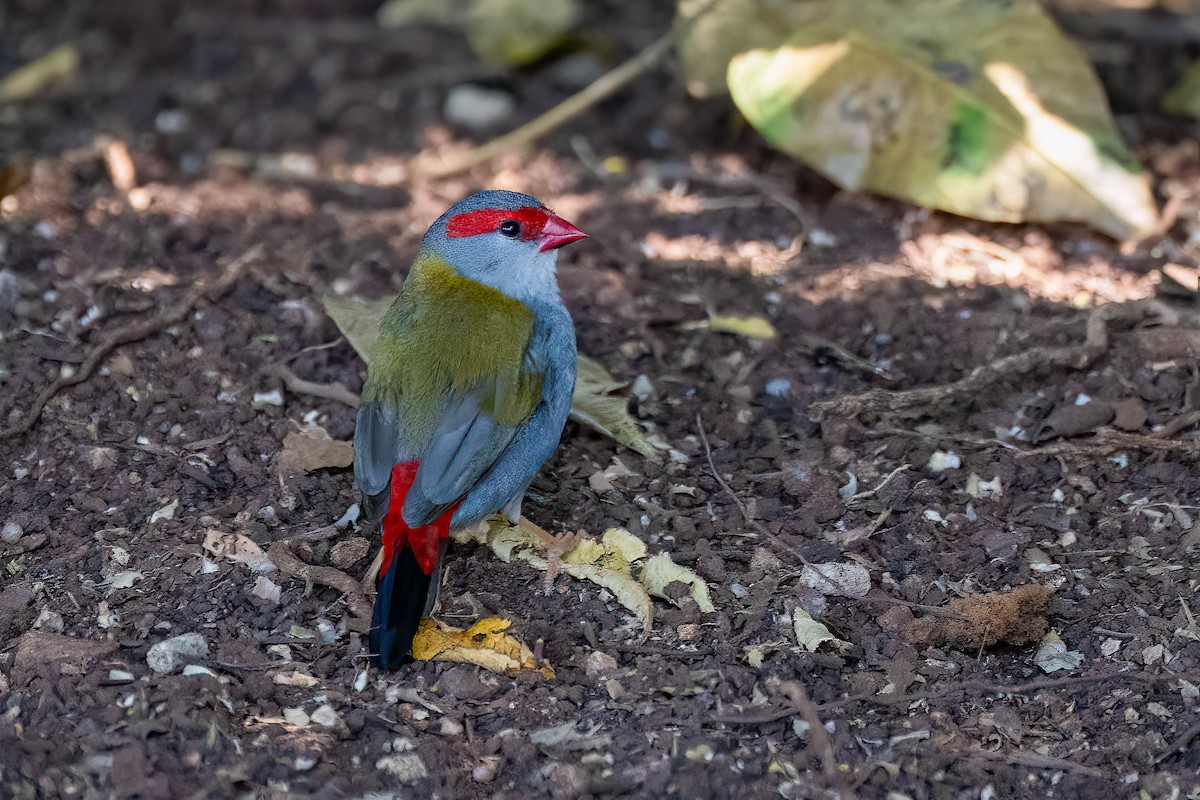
[1,245,263,440]
[274,364,360,408]
[696,414,853,601]
[268,540,372,620]
[967,748,1108,778]
[1154,721,1200,765]
[809,300,1174,423]
[1150,409,1200,440]
[413,3,715,177]
[790,683,858,800]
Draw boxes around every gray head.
[421,190,587,305]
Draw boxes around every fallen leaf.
[202,529,276,573]
[458,520,653,630]
[640,552,715,613]
[378,0,579,66]
[252,575,282,604]
[273,670,319,687]
[150,499,179,523]
[279,425,354,474]
[681,0,1157,239]
[282,707,311,726]
[706,313,777,340]
[0,43,80,103]
[1034,630,1083,673]
[410,617,554,678]
[572,356,665,461]
[322,294,667,460]
[106,571,144,590]
[793,609,850,653]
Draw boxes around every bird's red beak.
[538,214,588,252]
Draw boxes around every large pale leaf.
[681,0,1157,239]
[322,294,663,458]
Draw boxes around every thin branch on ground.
[966,748,1107,777]
[809,299,1177,423]
[790,683,858,800]
[1,245,263,440]
[268,539,372,621]
[274,364,360,408]
[413,2,717,177]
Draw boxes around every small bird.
[354,190,586,669]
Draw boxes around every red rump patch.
[446,206,550,240]
[380,462,459,577]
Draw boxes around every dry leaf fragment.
[203,529,276,573]
[1034,630,1083,673]
[462,520,654,630]
[640,553,716,613]
[273,670,320,688]
[793,609,850,653]
[279,425,354,474]
[410,617,554,678]
[105,571,144,590]
[706,313,777,340]
[252,575,282,604]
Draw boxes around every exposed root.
[1,245,263,440]
[269,538,372,622]
[809,299,1177,423]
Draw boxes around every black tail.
[370,546,432,669]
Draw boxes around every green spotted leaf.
[681,0,1158,239]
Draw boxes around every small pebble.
[443,85,515,131]
[1,522,24,543]
[146,633,209,674]
[764,378,791,398]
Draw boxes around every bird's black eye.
[498,219,521,238]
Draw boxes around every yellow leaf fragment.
[410,617,554,678]
[479,519,653,631]
[639,553,715,613]
[793,609,850,653]
[706,313,777,340]
[321,294,394,363]
[572,356,666,461]
[0,44,80,103]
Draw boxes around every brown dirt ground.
[2,2,1200,799]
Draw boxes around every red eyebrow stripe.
[446,207,549,239]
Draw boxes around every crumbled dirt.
[3,3,1200,799]
[908,584,1055,649]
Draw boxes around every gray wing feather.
[452,302,576,527]
[403,395,516,526]
[354,400,399,522]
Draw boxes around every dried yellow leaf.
[640,552,715,613]
[707,313,777,340]
[470,519,654,631]
[410,617,553,678]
